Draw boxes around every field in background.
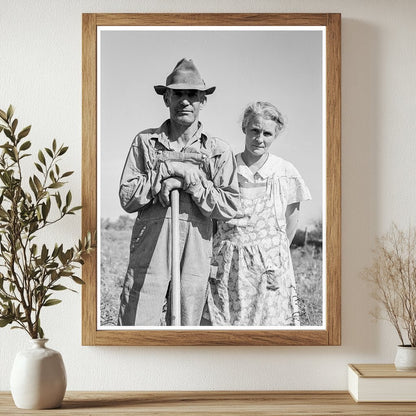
[100,216,323,326]
[291,246,323,326]
[100,227,130,326]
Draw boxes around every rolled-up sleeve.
[186,143,240,220]
[119,135,154,213]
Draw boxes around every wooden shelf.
[1,391,416,415]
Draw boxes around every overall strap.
[265,177,273,196]
[267,175,286,232]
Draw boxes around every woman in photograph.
[207,101,311,326]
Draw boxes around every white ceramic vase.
[394,345,416,371]
[10,339,67,409]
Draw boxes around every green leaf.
[52,139,57,152]
[41,202,50,220]
[71,276,85,285]
[55,192,62,208]
[4,129,13,140]
[19,140,31,151]
[50,285,68,291]
[61,171,74,178]
[6,105,14,122]
[38,150,46,165]
[33,175,42,192]
[0,317,13,327]
[0,109,7,121]
[38,325,44,339]
[17,125,31,140]
[29,177,38,197]
[31,244,38,256]
[49,182,64,189]
[60,270,74,277]
[45,147,53,158]
[69,206,82,213]
[29,221,39,234]
[49,170,56,182]
[43,299,62,307]
[56,244,63,258]
[50,270,58,281]
[65,190,72,207]
[11,119,18,133]
[34,163,43,173]
[58,250,67,264]
[41,244,48,262]
[51,244,59,258]
[58,146,68,156]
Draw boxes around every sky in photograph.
[99,27,324,228]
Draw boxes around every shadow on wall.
[341,18,381,354]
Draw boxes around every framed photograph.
[82,13,341,346]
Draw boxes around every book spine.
[347,366,359,402]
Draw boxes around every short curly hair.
[241,101,285,134]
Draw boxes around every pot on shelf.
[10,339,67,409]
[394,345,416,371]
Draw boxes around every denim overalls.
[118,150,213,326]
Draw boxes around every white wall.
[1,0,415,391]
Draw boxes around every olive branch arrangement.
[362,223,416,347]
[0,106,94,339]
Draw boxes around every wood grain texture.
[326,13,342,346]
[2,391,416,415]
[81,13,342,346]
[82,13,98,346]
[350,364,416,378]
[90,329,328,347]
[94,13,330,27]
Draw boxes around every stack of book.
[348,364,416,402]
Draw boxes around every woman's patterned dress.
[207,153,311,326]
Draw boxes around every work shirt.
[119,120,240,220]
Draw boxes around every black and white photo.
[98,27,324,328]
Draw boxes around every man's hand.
[168,161,202,189]
[158,177,184,207]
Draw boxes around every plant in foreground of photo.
[363,223,416,346]
[0,105,94,339]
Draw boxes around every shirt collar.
[236,153,273,181]
[151,120,208,150]
[256,153,274,178]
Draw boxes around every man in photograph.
[118,58,240,326]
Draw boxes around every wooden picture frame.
[82,13,341,346]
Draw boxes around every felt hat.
[154,58,216,95]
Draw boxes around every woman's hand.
[158,177,184,207]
